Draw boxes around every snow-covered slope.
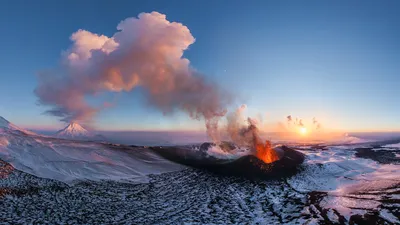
[0,116,37,136]
[1,134,399,223]
[0,128,184,183]
[0,116,399,223]
[287,145,400,222]
[0,117,184,183]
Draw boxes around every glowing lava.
[241,118,280,164]
[255,140,280,164]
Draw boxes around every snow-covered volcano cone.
[56,122,94,140]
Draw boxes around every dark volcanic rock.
[355,148,400,164]
[208,146,304,179]
[151,145,305,180]
[349,212,388,225]
[199,142,213,155]
[1,152,398,224]
[0,163,310,224]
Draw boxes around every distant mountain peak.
[65,122,87,131]
[55,122,105,141]
[56,122,90,138]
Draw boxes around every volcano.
[55,122,104,141]
[151,144,305,179]
[0,116,37,136]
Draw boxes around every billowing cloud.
[35,12,231,140]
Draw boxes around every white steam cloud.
[35,12,231,140]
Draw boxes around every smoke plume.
[226,106,279,163]
[35,12,231,140]
[226,105,261,148]
[226,104,248,146]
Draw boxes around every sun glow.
[299,127,307,135]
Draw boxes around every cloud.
[35,12,231,140]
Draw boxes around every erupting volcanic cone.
[151,144,305,180]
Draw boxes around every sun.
[299,127,307,135]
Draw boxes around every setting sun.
[299,127,307,135]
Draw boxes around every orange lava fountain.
[245,120,280,164]
[254,139,280,164]
[228,114,280,164]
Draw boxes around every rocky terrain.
[1,116,399,224]
[1,146,399,225]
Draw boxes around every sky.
[0,0,399,132]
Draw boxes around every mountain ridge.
[0,116,37,135]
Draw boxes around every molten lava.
[255,140,280,164]
[227,113,280,164]
[236,117,280,164]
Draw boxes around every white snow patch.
[206,145,251,159]
[290,147,400,193]
[1,131,184,183]
[383,143,400,148]
[288,145,400,219]
[326,209,339,223]
[335,164,400,194]
[380,209,400,224]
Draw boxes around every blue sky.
[0,0,399,131]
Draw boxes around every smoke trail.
[287,115,306,127]
[35,12,231,141]
[226,104,248,146]
[287,115,322,131]
[286,115,292,124]
[298,119,304,127]
[313,117,321,130]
